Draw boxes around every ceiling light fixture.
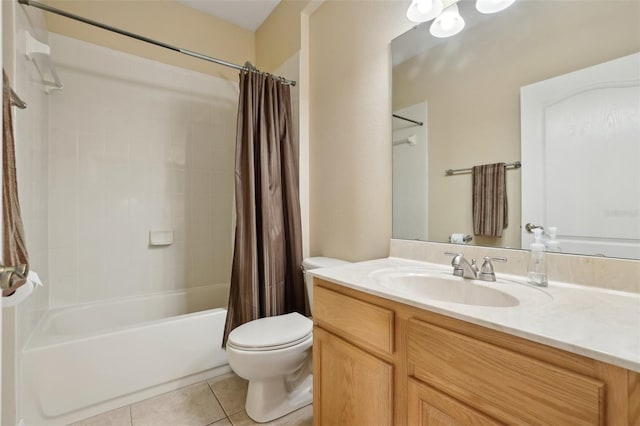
[407,0,444,23]
[476,0,516,14]
[408,0,516,38]
[430,4,465,38]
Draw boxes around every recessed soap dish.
[149,230,174,246]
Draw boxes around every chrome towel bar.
[445,161,521,176]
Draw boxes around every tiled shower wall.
[11,0,51,350]
[48,34,238,307]
[3,3,51,423]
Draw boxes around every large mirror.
[391,0,640,259]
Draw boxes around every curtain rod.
[17,0,296,87]
[445,161,521,176]
[392,114,423,126]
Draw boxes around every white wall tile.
[48,34,237,306]
[7,10,51,423]
[50,273,78,308]
[18,70,50,316]
[77,245,107,302]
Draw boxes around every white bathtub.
[21,284,230,426]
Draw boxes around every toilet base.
[245,373,313,423]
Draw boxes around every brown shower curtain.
[222,70,305,346]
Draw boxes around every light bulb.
[407,0,444,23]
[439,14,455,31]
[416,0,432,14]
[476,0,516,14]
[430,4,465,38]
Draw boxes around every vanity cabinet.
[407,319,603,425]
[313,285,395,425]
[312,278,640,426]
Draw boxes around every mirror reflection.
[391,0,640,259]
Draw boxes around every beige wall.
[255,0,310,73]
[45,0,254,82]
[393,1,640,249]
[308,0,412,262]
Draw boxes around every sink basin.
[369,267,521,307]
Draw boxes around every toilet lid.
[227,312,312,351]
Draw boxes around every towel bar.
[445,161,521,176]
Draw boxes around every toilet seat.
[227,312,312,352]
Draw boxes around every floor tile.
[209,419,232,426]
[69,406,131,426]
[131,382,226,426]
[208,373,249,416]
[228,405,312,426]
[228,411,257,426]
[270,405,313,426]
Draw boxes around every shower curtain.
[223,70,305,346]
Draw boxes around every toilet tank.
[301,257,351,314]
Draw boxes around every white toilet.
[226,257,350,423]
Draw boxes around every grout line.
[128,405,134,426]
[206,381,226,414]
[204,417,230,426]
[206,375,252,424]
[206,380,231,421]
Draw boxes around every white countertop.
[310,257,640,373]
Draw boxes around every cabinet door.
[313,327,393,426]
[408,379,502,426]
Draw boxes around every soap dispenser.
[545,226,561,253]
[528,228,548,287]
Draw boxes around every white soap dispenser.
[527,228,548,287]
[545,226,561,253]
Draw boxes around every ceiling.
[178,0,281,31]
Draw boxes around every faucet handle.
[444,251,462,261]
[479,256,507,282]
[444,252,464,276]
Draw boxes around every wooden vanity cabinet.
[312,278,640,426]
[407,319,604,425]
[313,285,395,426]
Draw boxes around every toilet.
[226,257,350,423]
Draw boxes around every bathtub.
[21,284,230,426]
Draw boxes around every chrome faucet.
[0,263,29,290]
[445,252,478,279]
[445,253,507,281]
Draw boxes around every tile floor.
[70,373,313,426]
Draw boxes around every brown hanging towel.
[2,71,30,296]
[472,162,508,237]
